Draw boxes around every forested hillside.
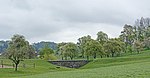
[0,41,9,53]
[32,41,57,52]
[0,41,57,53]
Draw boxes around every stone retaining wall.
[48,60,90,68]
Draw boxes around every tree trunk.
[62,56,64,60]
[112,52,115,57]
[15,63,18,71]
[70,57,73,60]
[65,57,67,60]
[82,52,84,58]
[93,55,96,59]
[93,53,96,59]
[137,50,140,54]
[107,55,109,57]
[87,56,89,60]
[82,55,84,58]
[14,60,20,71]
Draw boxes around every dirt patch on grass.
[0,65,13,68]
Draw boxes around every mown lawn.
[0,50,150,78]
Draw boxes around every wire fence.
[0,60,36,68]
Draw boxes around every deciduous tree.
[6,34,30,71]
[97,31,108,45]
[39,45,55,60]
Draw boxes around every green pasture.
[0,50,150,78]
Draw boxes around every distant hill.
[0,41,9,53]
[32,41,57,52]
[0,41,57,53]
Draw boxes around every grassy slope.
[82,50,150,69]
[0,50,150,78]
[15,61,150,78]
[0,59,72,78]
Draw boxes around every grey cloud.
[49,0,134,25]
[0,0,150,43]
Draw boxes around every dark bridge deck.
[48,60,90,68]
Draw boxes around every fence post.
[12,63,15,68]
[1,60,3,68]
[23,63,26,68]
[33,63,35,68]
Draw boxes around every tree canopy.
[39,45,56,60]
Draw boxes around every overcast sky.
[0,0,150,43]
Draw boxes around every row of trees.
[58,32,126,60]
[120,17,150,53]
[57,17,150,60]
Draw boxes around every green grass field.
[0,50,150,78]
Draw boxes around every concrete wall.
[48,60,90,68]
